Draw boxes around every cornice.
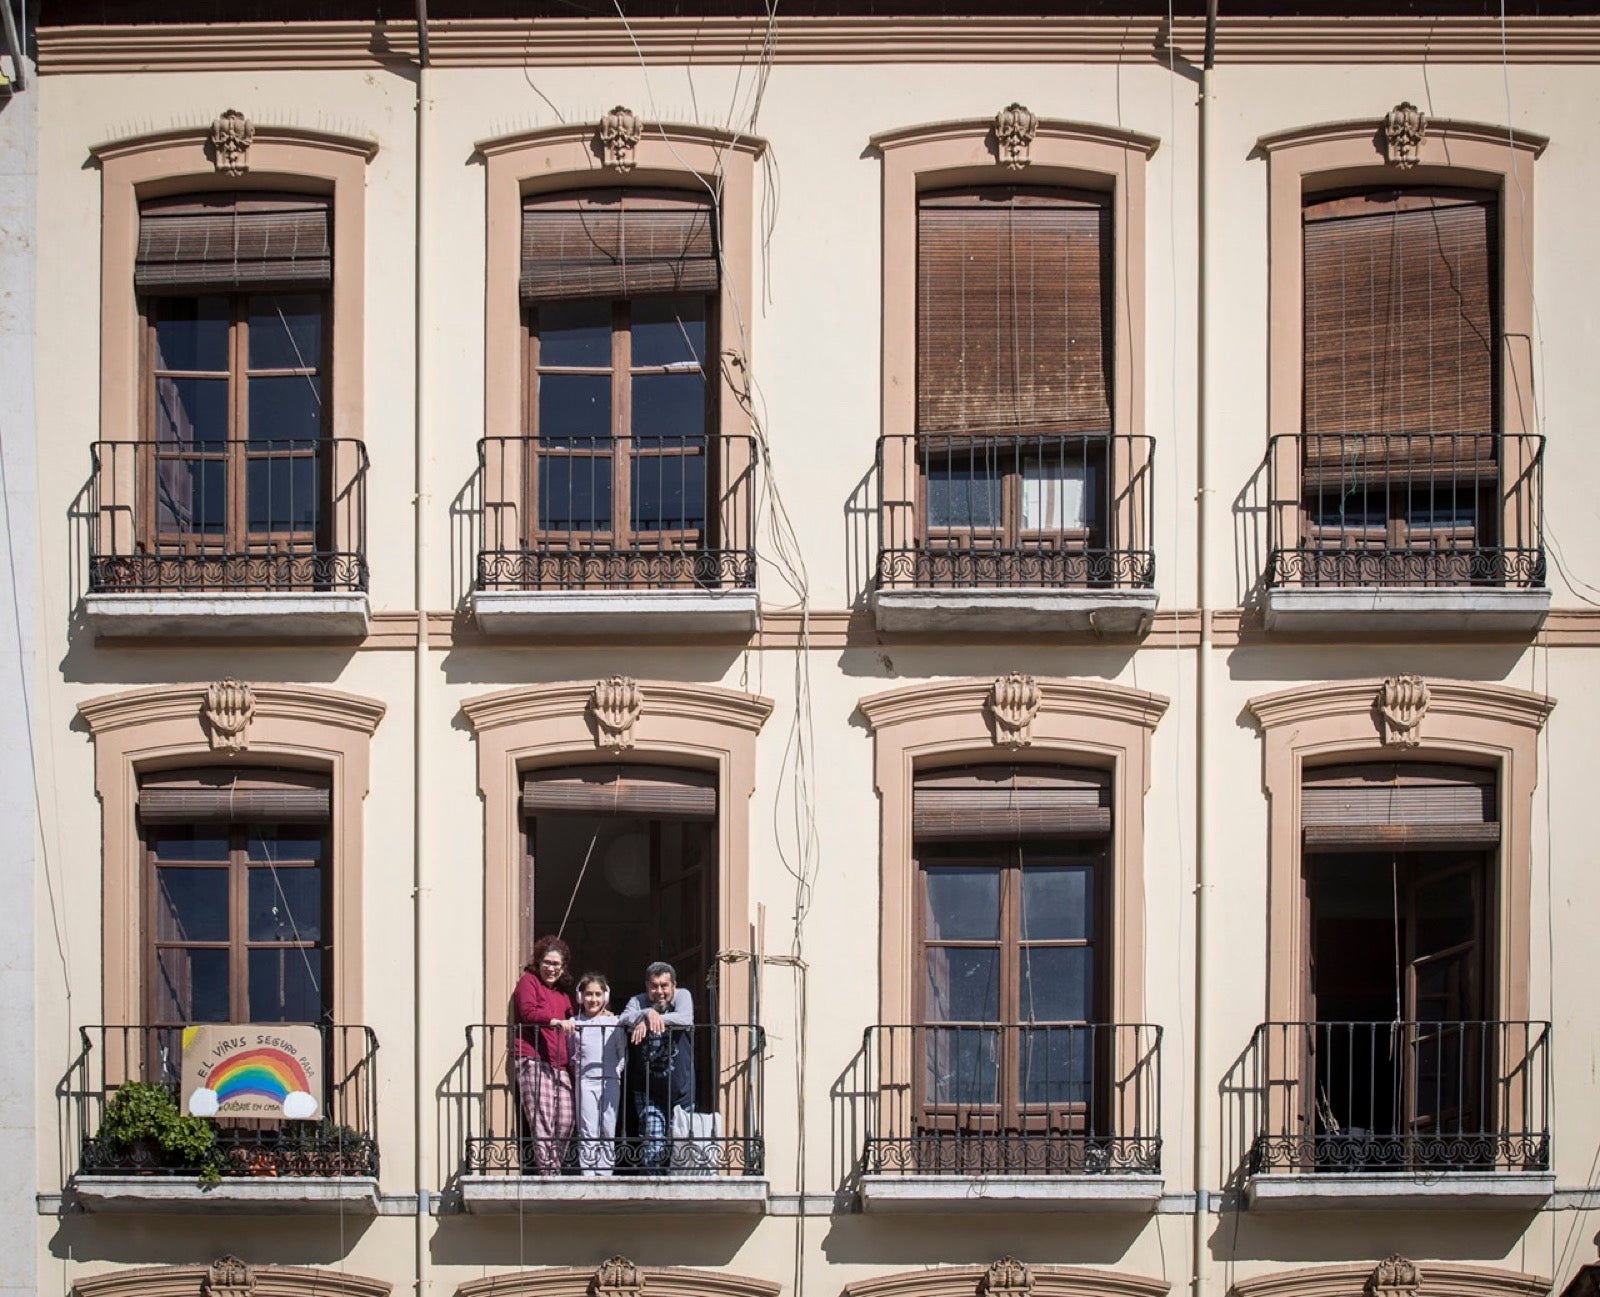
[1256,115,1548,158]
[871,117,1160,158]
[90,122,380,163]
[1233,1264,1549,1297]
[859,675,1169,735]
[37,16,1600,75]
[1246,676,1554,735]
[476,120,766,161]
[460,679,774,737]
[75,1266,389,1297]
[843,1266,1169,1297]
[455,1268,781,1297]
[77,682,387,738]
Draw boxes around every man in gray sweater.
[619,961,695,1171]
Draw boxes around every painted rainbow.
[208,1047,314,1106]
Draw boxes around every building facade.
[19,6,1600,1297]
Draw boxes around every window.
[140,768,332,1026]
[130,194,334,590]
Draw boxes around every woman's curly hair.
[525,934,574,989]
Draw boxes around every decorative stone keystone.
[1378,674,1429,747]
[211,108,254,175]
[993,102,1038,169]
[1384,101,1426,168]
[988,672,1041,749]
[1368,1256,1422,1297]
[599,106,643,171]
[591,676,643,750]
[592,1257,644,1297]
[982,1258,1035,1297]
[203,679,256,752]
[203,1257,257,1297]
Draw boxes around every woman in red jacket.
[514,934,578,1174]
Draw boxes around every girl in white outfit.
[568,973,627,1175]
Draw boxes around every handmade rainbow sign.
[180,1025,324,1120]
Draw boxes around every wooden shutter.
[521,189,718,304]
[136,193,333,293]
[913,765,1111,841]
[522,764,716,821]
[1302,762,1497,850]
[138,768,331,825]
[918,187,1112,437]
[1302,189,1496,476]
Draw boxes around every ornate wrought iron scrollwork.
[1268,546,1545,590]
[476,548,757,593]
[877,547,1155,591]
[466,1134,762,1176]
[1251,1132,1549,1175]
[864,1134,1161,1177]
[90,551,369,594]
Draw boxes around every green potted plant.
[92,1082,225,1186]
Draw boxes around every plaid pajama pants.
[516,1056,576,1175]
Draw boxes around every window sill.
[1262,587,1549,633]
[871,588,1157,635]
[83,591,371,639]
[69,1174,380,1215]
[457,1174,769,1215]
[470,588,760,637]
[859,1173,1163,1214]
[1245,1171,1554,1212]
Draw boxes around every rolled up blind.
[522,764,716,821]
[136,193,333,293]
[918,187,1112,437]
[138,768,331,825]
[521,189,718,304]
[913,765,1111,841]
[1302,762,1498,850]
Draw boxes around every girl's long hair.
[525,934,575,991]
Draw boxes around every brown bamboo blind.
[1302,762,1498,850]
[917,187,1112,437]
[138,768,332,825]
[913,765,1111,841]
[1303,189,1496,472]
[136,193,333,294]
[521,189,718,304]
[522,764,717,821]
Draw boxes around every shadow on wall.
[818,1211,1153,1267]
[450,460,483,612]
[843,463,876,612]
[1233,452,1270,612]
[1206,1208,1538,1265]
[829,1032,872,1202]
[48,1214,376,1265]
[428,1213,759,1268]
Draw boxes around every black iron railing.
[475,433,758,592]
[1267,432,1544,589]
[89,438,369,593]
[458,1022,764,1177]
[875,432,1156,591]
[62,1024,379,1179]
[861,1023,1162,1176]
[1244,1020,1550,1174]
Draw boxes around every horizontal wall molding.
[36,16,1600,74]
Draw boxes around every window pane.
[922,865,1000,941]
[539,453,612,531]
[539,374,612,444]
[925,946,999,1022]
[1019,945,1092,1022]
[248,947,326,1022]
[248,835,325,862]
[927,462,1001,530]
[154,456,227,535]
[153,297,229,372]
[924,1026,999,1106]
[155,867,229,942]
[155,376,229,446]
[632,297,706,368]
[154,947,230,1023]
[630,452,706,533]
[632,373,705,443]
[248,866,324,942]
[248,375,323,441]
[1020,864,1092,941]
[148,831,229,861]
[1022,459,1094,532]
[1020,1025,1093,1106]
[537,300,612,368]
[1309,489,1386,531]
[248,294,324,371]
[247,454,320,532]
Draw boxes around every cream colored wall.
[28,38,1600,1297]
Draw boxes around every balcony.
[449,1022,768,1214]
[61,1024,380,1214]
[84,438,370,638]
[858,1023,1162,1213]
[470,433,760,635]
[1240,1020,1553,1211]
[872,432,1157,634]
[1264,432,1548,632]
